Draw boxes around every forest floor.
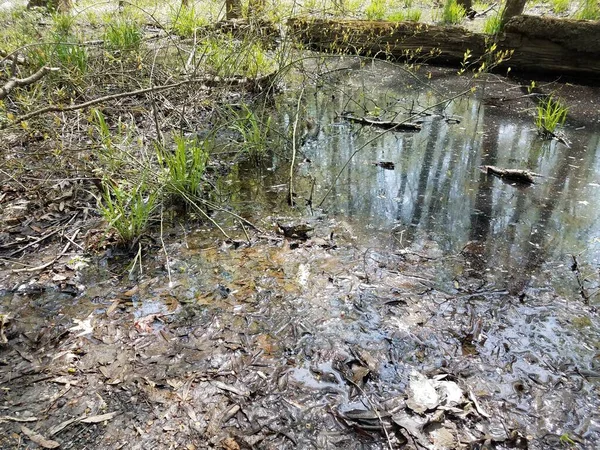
[1,2,600,449]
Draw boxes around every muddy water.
[207,61,600,446]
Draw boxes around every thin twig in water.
[288,88,305,205]
[160,207,172,287]
[129,242,143,279]
[239,219,251,243]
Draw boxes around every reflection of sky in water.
[232,63,600,296]
[299,74,600,278]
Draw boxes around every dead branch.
[12,228,80,273]
[0,66,59,101]
[341,113,422,132]
[0,49,26,66]
[480,165,542,185]
[2,74,269,129]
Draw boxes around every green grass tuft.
[104,20,143,53]
[100,181,158,244]
[441,0,466,24]
[535,95,568,137]
[483,13,503,34]
[156,135,210,200]
[365,0,387,20]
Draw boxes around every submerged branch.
[318,88,473,207]
[480,165,542,185]
[340,113,421,131]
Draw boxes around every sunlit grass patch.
[169,5,208,38]
[156,135,210,200]
[483,12,502,34]
[575,0,600,19]
[535,95,568,137]
[441,0,466,24]
[551,0,569,13]
[104,20,143,52]
[365,0,387,19]
[200,36,276,78]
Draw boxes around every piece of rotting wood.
[480,165,542,185]
[340,113,422,132]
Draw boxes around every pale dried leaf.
[406,370,440,413]
[80,411,119,423]
[222,437,240,450]
[21,425,60,449]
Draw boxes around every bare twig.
[160,207,172,287]
[0,66,59,101]
[12,228,80,273]
[3,213,78,256]
[3,75,260,129]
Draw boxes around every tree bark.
[288,15,600,82]
[500,0,527,28]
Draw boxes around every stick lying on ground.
[0,66,59,100]
[480,165,542,185]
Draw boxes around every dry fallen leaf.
[122,285,139,298]
[21,425,60,449]
[80,411,119,423]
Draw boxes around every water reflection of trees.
[304,81,600,292]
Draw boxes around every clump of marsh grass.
[535,95,568,138]
[441,0,466,24]
[156,135,210,201]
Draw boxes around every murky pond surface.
[234,59,600,298]
[2,60,599,449]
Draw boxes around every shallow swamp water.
[1,59,600,449]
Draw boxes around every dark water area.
[232,59,600,301]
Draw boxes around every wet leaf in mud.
[434,379,464,407]
[256,334,279,355]
[391,412,430,447]
[221,437,240,450]
[212,380,250,397]
[406,371,440,413]
[106,298,122,316]
[468,390,490,418]
[20,425,60,449]
[68,314,94,337]
[122,285,139,298]
[426,423,457,449]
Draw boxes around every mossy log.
[480,165,541,185]
[288,15,600,82]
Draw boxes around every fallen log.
[340,113,422,131]
[480,165,542,185]
[288,15,600,82]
